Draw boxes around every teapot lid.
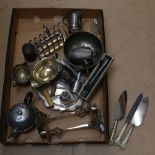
[8,103,29,125]
[9,104,29,123]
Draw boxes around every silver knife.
[110,90,127,144]
[120,96,149,149]
[115,93,143,145]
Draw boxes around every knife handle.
[110,120,118,144]
[115,123,128,145]
[120,125,135,149]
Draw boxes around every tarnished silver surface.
[79,54,113,100]
[115,94,144,145]
[72,72,81,93]
[64,31,104,70]
[10,105,29,123]
[54,79,71,96]
[49,78,83,111]
[35,79,83,111]
[62,10,82,34]
[53,98,83,111]
[7,92,36,138]
[52,79,78,110]
[110,120,118,145]
[30,24,66,59]
[112,90,127,120]
[47,105,105,138]
[56,59,79,78]
[120,97,149,149]
[110,91,127,144]
[34,104,90,138]
[12,64,31,86]
[52,94,75,108]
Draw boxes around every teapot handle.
[24,91,33,105]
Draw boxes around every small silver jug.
[63,11,82,34]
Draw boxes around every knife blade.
[110,90,127,144]
[120,96,149,149]
[115,93,143,145]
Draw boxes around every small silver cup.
[63,11,82,34]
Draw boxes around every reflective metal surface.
[64,31,103,70]
[120,96,149,149]
[115,94,144,145]
[112,90,128,120]
[43,105,105,139]
[130,96,149,126]
[52,79,83,111]
[79,54,113,100]
[110,90,127,144]
[32,57,59,87]
[63,11,82,34]
[126,94,143,123]
[72,72,81,93]
[56,59,79,77]
[12,64,31,86]
[7,92,36,137]
[53,98,83,111]
[30,24,66,59]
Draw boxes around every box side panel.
[0,9,19,143]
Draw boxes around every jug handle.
[62,16,68,27]
[24,91,33,106]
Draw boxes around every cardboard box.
[0,8,109,144]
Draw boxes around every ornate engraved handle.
[110,120,118,144]
[115,123,128,145]
[120,125,135,149]
[49,127,64,137]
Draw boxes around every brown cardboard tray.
[0,8,109,144]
